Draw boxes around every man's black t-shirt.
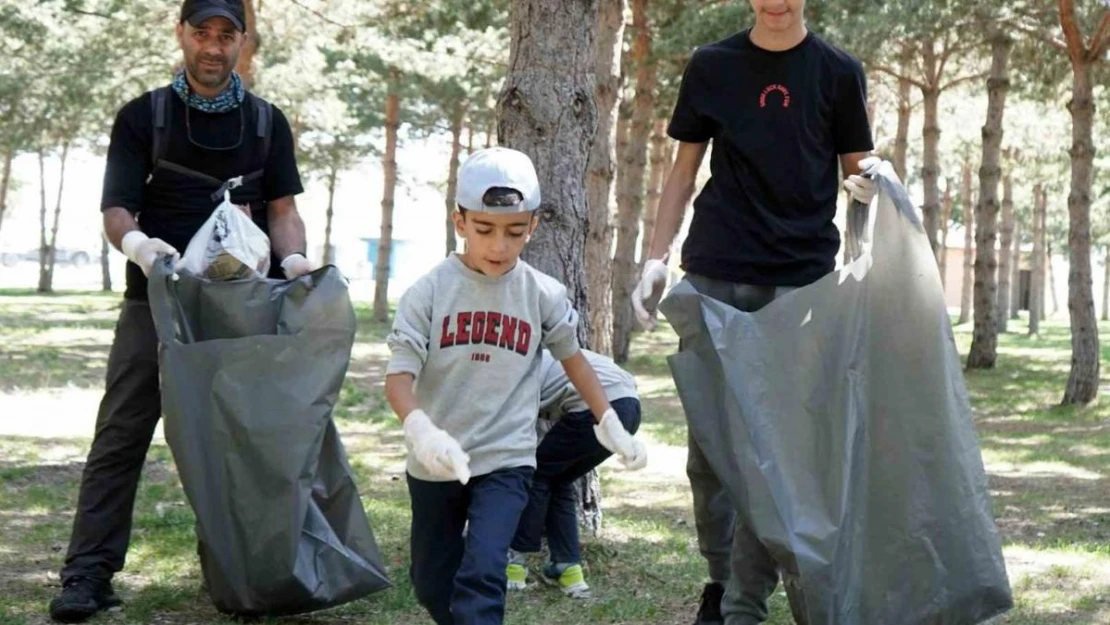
[101,88,304,299]
[668,29,874,287]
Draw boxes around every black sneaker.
[48,577,122,623]
[693,581,725,625]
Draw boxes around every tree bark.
[967,32,1011,369]
[893,44,914,182]
[1030,183,1046,336]
[323,163,337,265]
[373,73,400,323]
[1047,242,1059,317]
[1059,4,1102,404]
[641,118,669,266]
[584,0,625,358]
[611,0,655,364]
[45,143,68,289]
[958,161,974,325]
[446,104,464,257]
[500,0,601,533]
[0,146,13,237]
[997,173,1014,332]
[920,38,942,258]
[235,0,259,87]
[1010,216,1022,320]
[37,149,47,290]
[100,232,112,292]
[939,180,952,287]
[1102,246,1110,322]
[38,143,68,294]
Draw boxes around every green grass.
[0,294,1108,624]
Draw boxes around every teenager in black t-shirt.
[631,2,877,624]
[50,1,315,621]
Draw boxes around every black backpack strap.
[149,86,172,168]
[250,93,273,163]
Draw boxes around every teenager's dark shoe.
[48,577,122,623]
[693,581,724,625]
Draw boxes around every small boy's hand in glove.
[594,408,648,470]
[403,409,471,484]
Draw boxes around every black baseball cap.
[180,0,246,32]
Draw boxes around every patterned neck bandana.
[172,70,245,113]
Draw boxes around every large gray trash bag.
[147,261,391,616]
[659,162,1012,625]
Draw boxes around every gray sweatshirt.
[538,349,638,420]
[387,255,581,481]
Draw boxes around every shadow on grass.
[1,344,112,391]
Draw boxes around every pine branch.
[874,64,928,90]
[940,70,990,93]
[64,7,113,19]
[1087,12,1110,61]
[288,0,354,30]
[1056,0,1088,62]
[1001,16,1069,51]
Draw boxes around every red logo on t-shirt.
[439,311,533,356]
[759,84,791,108]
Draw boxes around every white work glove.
[843,156,882,205]
[631,258,669,330]
[594,408,648,470]
[403,409,471,484]
[121,230,179,278]
[280,253,317,279]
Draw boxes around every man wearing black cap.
[48,1,312,621]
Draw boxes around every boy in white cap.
[384,147,648,625]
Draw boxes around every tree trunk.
[37,148,48,290]
[44,144,68,290]
[373,73,400,323]
[997,173,1014,332]
[1030,183,1046,336]
[234,0,259,87]
[1010,216,1022,320]
[957,161,974,325]
[919,39,942,258]
[584,0,625,358]
[0,146,13,237]
[893,44,914,182]
[323,163,337,265]
[100,233,112,292]
[1047,241,1059,317]
[641,118,668,266]
[611,0,655,364]
[500,0,601,533]
[1102,245,1110,322]
[1059,20,1103,402]
[485,116,495,149]
[445,104,464,257]
[614,107,630,201]
[37,143,69,293]
[967,33,1011,369]
[938,180,952,287]
[500,0,598,346]
[466,120,476,156]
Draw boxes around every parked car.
[0,247,94,267]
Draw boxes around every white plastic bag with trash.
[180,189,271,280]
